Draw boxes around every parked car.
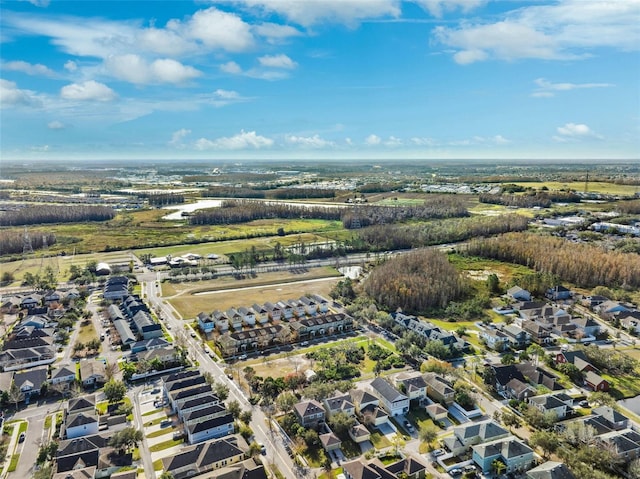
[449,468,463,476]
[258,443,266,455]
[238,354,247,360]
[173,430,184,440]
[18,432,25,443]
[432,449,445,457]
[403,420,414,432]
[300,341,309,347]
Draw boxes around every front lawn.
[148,438,183,453]
[370,430,391,449]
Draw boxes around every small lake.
[619,395,640,415]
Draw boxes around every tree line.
[0,230,57,255]
[0,205,115,226]
[363,249,467,313]
[202,186,336,200]
[479,190,581,208]
[466,232,640,288]
[357,214,529,250]
[341,195,468,228]
[145,192,185,206]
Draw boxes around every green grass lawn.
[146,428,174,439]
[148,438,184,453]
[96,401,108,415]
[369,430,391,449]
[153,459,163,471]
[17,422,27,435]
[602,373,640,399]
[7,454,19,472]
[142,408,162,417]
[144,417,167,428]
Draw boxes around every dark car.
[18,432,26,443]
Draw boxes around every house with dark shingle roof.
[393,371,427,401]
[64,411,99,439]
[584,371,609,391]
[294,399,325,428]
[342,455,427,479]
[444,420,510,456]
[186,413,234,444]
[320,431,342,452]
[13,366,48,399]
[50,364,77,388]
[527,461,576,479]
[370,377,409,417]
[472,436,535,474]
[423,373,455,405]
[324,393,355,418]
[527,394,569,420]
[161,436,245,479]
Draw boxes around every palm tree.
[492,459,507,476]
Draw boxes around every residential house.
[50,364,77,389]
[113,318,136,346]
[527,394,569,420]
[276,301,294,320]
[527,461,576,479]
[160,436,246,479]
[480,329,510,351]
[238,307,256,326]
[20,315,49,329]
[444,420,510,456]
[618,311,640,334]
[138,346,177,364]
[293,399,326,428]
[264,302,282,321]
[370,377,409,417]
[393,371,427,401]
[251,304,270,325]
[197,312,215,334]
[423,373,455,405]
[289,313,353,340]
[103,276,129,301]
[592,406,629,430]
[44,291,61,305]
[516,362,562,391]
[508,287,532,302]
[132,311,162,340]
[502,324,531,349]
[312,294,330,313]
[343,456,428,479]
[521,320,552,345]
[598,429,640,461]
[177,394,221,421]
[183,404,228,427]
[426,403,448,422]
[212,310,229,332]
[555,351,597,373]
[546,286,572,301]
[226,308,243,330]
[52,468,96,479]
[472,436,535,474]
[288,299,306,318]
[585,295,609,309]
[350,389,379,414]
[186,413,235,444]
[130,337,170,354]
[489,364,532,400]
[21,294,42,310]
[55,434,109,473]
[596,301,631,317]
[584,371,609,391]
[572,317,600,337]
[324,393,355,418]
[320,432,342,452]
[68,395,96,415]
[216,324,285,356]
[299,296,318,315]
[64,411,99,439]
[13,366,48,400]
[348,423,371,444]
[79,360,107,387]
[0,343,56,370]
[0,296,22,314]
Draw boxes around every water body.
[162,198,349,220]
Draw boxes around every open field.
[165,267,341,318]
[447,253,535,282]
[510,181,639,196]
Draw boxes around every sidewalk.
[0,422,22,479]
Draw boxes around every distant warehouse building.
[95,262,112,276]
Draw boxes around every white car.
[432,449,445,457]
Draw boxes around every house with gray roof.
[444,420,510,456]
[161,436,246,479]
[527,461,575,479]
[294,399,325,428]
[369,377,409,417]
[186,413,234,444]
[472,436,535,474]
[527,394,569,420]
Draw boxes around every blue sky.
[1,0,639,160]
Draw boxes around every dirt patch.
[247,354,314,379]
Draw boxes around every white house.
[370,377,409,417]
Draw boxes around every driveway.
[150,444,186,463]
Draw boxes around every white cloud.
[220,61,243,74]
[64,60,77,71]
[554,122,603,140]
[138,27,196,57]
[195,130,274,150]
[213,89,240,100]
[30,144,50,151]
[415,0,486,18]
[0,79,41,108]
[104,54,201,85]
[24,0,50,7]
[285,134,334,148]
[4,60,55,76]
[60,80,116,101]
[411,137,438,146]
[182,7,254,52]
[239,0,401,26]
[434,0,640,64]
[47,120,65,129]
[384,136,403,146]
[532,78,614,97]
[253,22,303,43]
[365,134,381,145]
[170,128,191,146]
[258,54,297,69]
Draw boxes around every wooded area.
[616,199,640,214]
[0,230,57,255]
[467,232,640,288]
[357,214,529,250]
[0,205,115,226]
[479,191,581,208]
[363,249,467,313]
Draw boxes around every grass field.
[165,268,341,319]
[77,321,98,345]
[510,181,638,196]
[448,253,535,282]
